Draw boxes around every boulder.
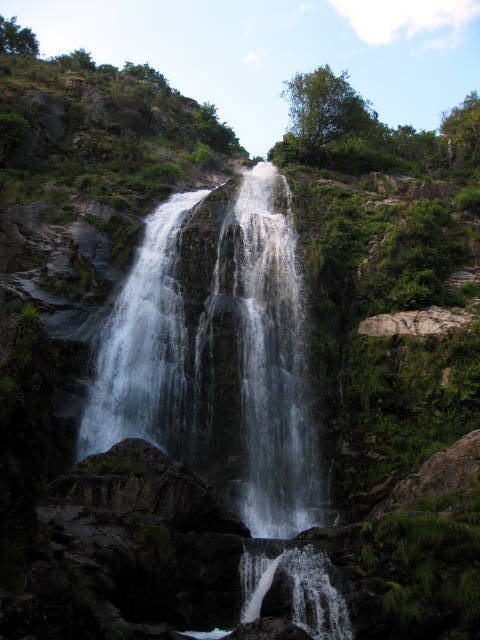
[21,90,66,155]
[226,618,313,640]
[51,438,249,536]
[0,440,251,637]
[358,306,474,338]
[371,429,480,518]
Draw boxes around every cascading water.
[76,167,352,638]
[77,189,209,459]
[195,162,324,537]
[240,547,352,640]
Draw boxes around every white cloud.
[244,48,266,64]
[327,0,480,45]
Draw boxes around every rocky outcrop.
[18,90,66,158]
[0,439,250,638]
[226,618,313,640]
[52,438,249,536]
[177,179,244,494]
[371,429,480,518]
[445,266,480,290]
[358,172,456,200]
[358,306,475,337]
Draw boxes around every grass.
[358,493,480,637]
[86,454,146,477]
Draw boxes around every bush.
[140,162,185,182]
[185,142,215,167]
[20,302,38,319]
[456,187,480,216]
[0,111,29,161]
[458,281,480,298]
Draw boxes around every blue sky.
[4,0,480,156]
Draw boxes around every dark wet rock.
[226,617,313,640]
[0,436,251,638]
[51,438,249,536]
[260,568,294,619]
[177,179,244,496]
[19,90,66,156]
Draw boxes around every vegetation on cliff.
[0,16,247,217]
[276,64,480,639]
[271,65,480,182]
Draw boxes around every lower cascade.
[240,547,353,640]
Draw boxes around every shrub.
[140,162,185,183]
[20,302,38,319]
[458,281,480,298]
[185,142,215,167]
[0,111,29,161]
[456,187,480,216]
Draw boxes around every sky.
[4,0,480,157]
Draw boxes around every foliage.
[274,66,450,176]
[20,302,38,319]
[442,92,480,169]
[194,102,246,156]
[0,40,245,215]
[51,48,96,71]
[358,200,466,315]
[122,61,169,92]
[456,186,480,216]
[369,495,480,637]
[185,141,215,167]
[0,111,29,163]
[0,311,56,554]
[345,324,480,494]
[282,65,376,149]
[86,454,146,477]
[0,15,38,56]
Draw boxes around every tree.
[441,91,480,168]
[122,62,169,92]
[0,111,30,164]
[52,48,96,71]
[282,65,376,150]
[0,15,39,56]
[194,103,246,156]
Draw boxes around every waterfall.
[195,162,324,537]
[239,547,352,640]
[239,551,280,621]
[77,189,210,459]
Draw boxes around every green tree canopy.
[194,102,246,156]
[122,62,169,92]
[282,65,377,149]
[52,48,96,71]
[441,91,480,167]
[0,15,39,56]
